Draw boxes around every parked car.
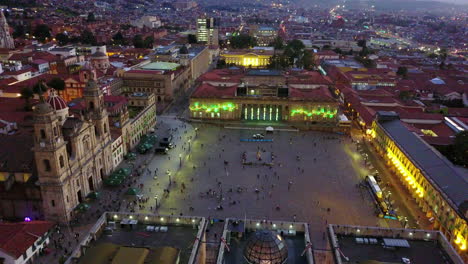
[154,147,169,154]
[160,141,174,149]
[252,134,265,139]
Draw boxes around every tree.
[452,131,468,166]
[216,59,227,69]
[55,33,69,46]
[333,48,342,54]
[179,46,189,54]
[187,34,197,44]
[396,66,408,78]
[359,46,370,57]
[357,39,367,48]
[20,87,34,111]
[132,34,144,48]
[229,34,257,49]
[302,51,316,70]
[47,78,65,91]
[32,80,48,97]
[143,36,154,48]
[33,24,51,43]
[87,12,96,22]
[112,31,126,45]
[80,30,96,45]
[13,24,25,38]
[270,36,284,50]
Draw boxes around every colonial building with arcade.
[189,68,341,130]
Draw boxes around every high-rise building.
[196,17,218,46]
[0,11,14,49]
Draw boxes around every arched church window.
[43,159,51,171]
[59,155,65,168]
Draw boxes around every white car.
[252,134,265,139]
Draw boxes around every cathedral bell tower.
[83,77,110,141]
[33,98,71,222]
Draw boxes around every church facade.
[0,11,14,49]
[33,78,113,223]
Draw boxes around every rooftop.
[141,61,180,71]
[0,221,54,259]
[330,225,464,264]
[378,116,468,212]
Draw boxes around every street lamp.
[179,153,182,166]
[154,195,159,209]
[188,139,191,151]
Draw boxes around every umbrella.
[86,191,100,199]
[265,126,274,132]
[125,188,140,195]
[118,168,131,176]
[75,203,90,212]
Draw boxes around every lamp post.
[154,195,159,209]
[188,139,191,152]
[179,153,182,167]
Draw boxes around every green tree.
[87,12,96,22]
[20,87,34,111]
[55,32,69,46]
[80,30,96,45]
[452,131,468,166]
[229,34,257,49]
[333,47,342,54]
[143,36,154,48]
[396,66,408,78]
[188,34,197,44]
[270,36,284,50]
[132,34,144,48]
[13,24,25,38]
[32,80,48,97]
[33,24,51,43]
[302,51,316,70]
[179,46,189,54]
[112,31,126,45]
[357,39,367,48]
[47,78,65,91]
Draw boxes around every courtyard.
[136,116,390,250]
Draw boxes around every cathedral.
[33,77,113,223]
[0,10,14,49]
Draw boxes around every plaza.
[138,116,385,251]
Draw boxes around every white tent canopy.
[265,126,274,132]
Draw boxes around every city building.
[67,212,207,264]
[34,77,114,223]
[131,16,162,29]
[196,17,219,46]
[0,221,55,264]
[249,25,278,47]
[370,112,468,259]
[120,61,191,103]
[0,11,14,49]
[189,68,340,129]
[89,47,110,73]
[329,224,465,264]
[220,48,275,68]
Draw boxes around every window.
[59,155,64,168]
[43,160,51,171]
[51,200,55,207]
[66,195,69,203]
[104,123,107,134]
[40,129,46,139]
[53,127,57,136]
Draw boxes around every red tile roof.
[192,83,238,98]
[289,87,334,101]
[0,221,54,258]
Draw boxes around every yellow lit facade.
[221,52,272,68]
[371,121,467,259]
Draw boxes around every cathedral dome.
[91,51,107,58]
[46,90,68,110]
[243,230,288,264]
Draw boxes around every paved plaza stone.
[144,116,387,251]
